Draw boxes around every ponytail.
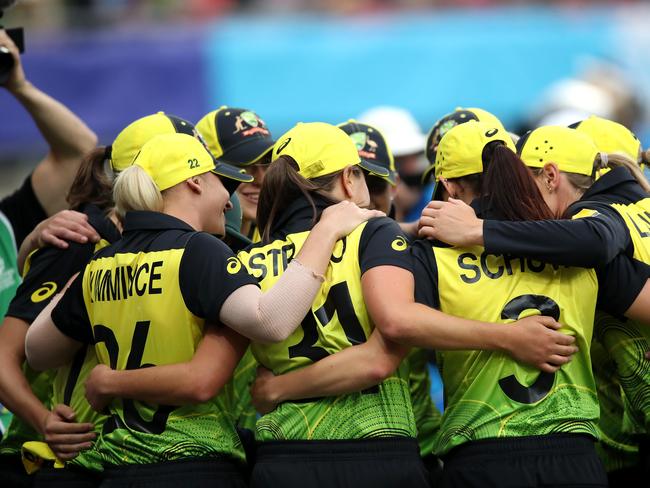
[257,156,339,243]
[594,152,650,193]
[113,165,163,221]
[66,146,115,211]
[481,143,554,221]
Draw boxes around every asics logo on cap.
[485,128,499,137]
[276,137,292,154]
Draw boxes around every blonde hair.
[643,148,650,166]
[113,165,164,220]
[561,152,650,196]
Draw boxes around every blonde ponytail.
[643,149,650,166]
[113,165,164,220]
[597,152,650,194]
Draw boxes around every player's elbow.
[188,373,226,404]
[253,321,294,344]
[192,382,222,404]
[377,313,410,344]
[367,359,399,384]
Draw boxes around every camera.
[0,0,25,85]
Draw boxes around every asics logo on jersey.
[226,257,243,274]
[31,281,58,303]
[391,236,407,251]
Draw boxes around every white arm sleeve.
[218,260,324,343]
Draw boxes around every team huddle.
[0,31,649,488]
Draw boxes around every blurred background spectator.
[1,0,649,201]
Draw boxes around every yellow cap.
[132,133,216,191]
[111,112,197,172]
[518,126,598,176]
[574,115,641,163]
[272,122,390,179]
[425,120,515,183]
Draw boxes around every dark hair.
[482,143,554,220]
[448,142,554,221]
[66,146,114,211]
[365,174,390,196]
[257,156,342,243]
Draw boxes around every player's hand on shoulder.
[30,210,101,251]
[319,200,385,240]
[418,198,482,246]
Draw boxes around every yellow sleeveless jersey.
[412,238,602,456]
[571,171,650,435]
[51,211,257,467]
[1,204,119,469]
[602,197,650,263]
[237,197,416,441]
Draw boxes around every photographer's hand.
[0,28,26,93]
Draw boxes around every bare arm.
[25,281,83,371]
[84,326,249,410]
[1,29,97,215]
[220,202,384,343]
[0,316,96,460]
[0,317,50,434]
[364,266,578,373]
[250,330,408,414]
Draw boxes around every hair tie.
[599,152,608,169]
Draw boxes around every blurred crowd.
[3,0,648,29]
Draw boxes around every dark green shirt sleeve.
[483,206,631,268]
[358,217,413,274]
[596,255,650,317]
[7,242,93,324]
[410,240,441,310]
[179,232,258,324]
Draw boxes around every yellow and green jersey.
[237,197,416,441]
[0,368,54,457]
[478,169,650,455]
[591,318,641,472]
[406,348,441,457]
[0,204,119,468]
[574,175,650,437]
[412,237,608,455]
[51,211,258,468]
[216,347,258,431]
